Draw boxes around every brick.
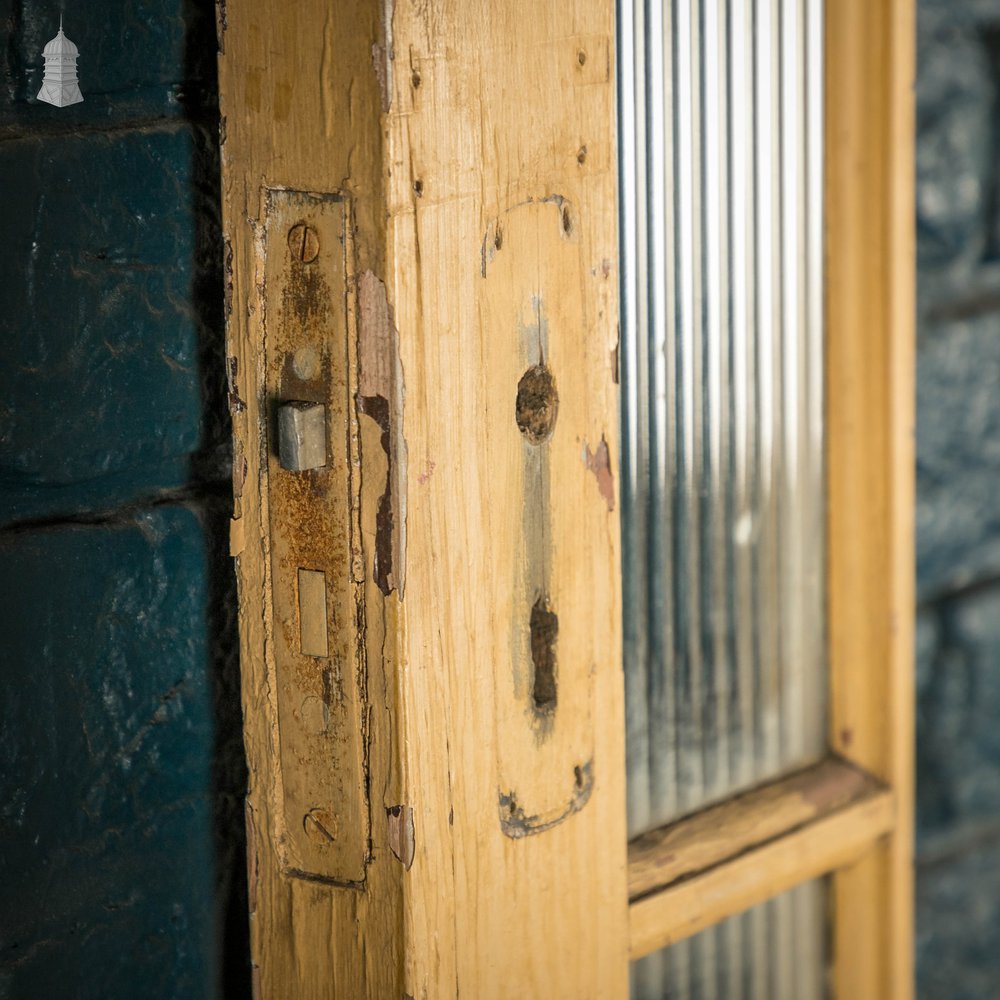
[917,585,1000,833]
[916,6,992,285]
[916,315,1000,597]
[917,842,1000,1000]
[0,505,235,997]
[0,123,228,523]
[915,4,1000,600]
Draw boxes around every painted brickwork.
[917,2,1000,997]
[0,3,247,998]
[2,1,998,997]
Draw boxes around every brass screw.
[288,222,320,264]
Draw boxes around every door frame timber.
[218,0,914,997]
[218,0,629,996]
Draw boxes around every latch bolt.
[278,401,327,471]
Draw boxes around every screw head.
[303,808,338,845]
[288,222,320,263]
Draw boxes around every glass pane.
[619,0,827,835]
[630,880,828,1000]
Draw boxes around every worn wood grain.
[826,1,916,997]
[218,0,628,996]
[218,0,914,993]
[386,5,627,995]
[628,758,884,902]
[219,3,405,995]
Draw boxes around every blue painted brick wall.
[917,1,1000,996]
[0,509,218,999]
[0,2,246,998]
[0,125,220,521]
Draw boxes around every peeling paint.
[584,437,615,511]
[229,516,245,558]
[386,804,415,869]
[215,0,227,54]
[223,238,233,324]
[245,800,259,914]
[358,270,407,597]
[231,439,246,499]
[372,0,395,112]
[320,10,336,138]
[372,44,391,112]
[798,761,867,811]
[227,355,245,413]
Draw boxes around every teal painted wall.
[0,4,248,998]
[916,2,1000,997]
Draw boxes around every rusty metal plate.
[263,189,368,883]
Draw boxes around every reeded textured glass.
[619,0,827,836]
[630,881,828,1000]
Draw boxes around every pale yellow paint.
[387,3,628,995]
[628,758,884,902]
[219,0,628,996]
[220,1,405,994]
[629,789,895,961]
[826,1,916,997]
[296,570,328,659]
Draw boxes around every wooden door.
[216,1,914,996]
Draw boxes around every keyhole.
[530,596,558,712]
[516,364,558,444]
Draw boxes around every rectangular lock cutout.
[297,569,329,658]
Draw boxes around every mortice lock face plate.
[263,189,368,883]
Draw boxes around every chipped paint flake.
[584,437,615,511]
[386,804,415,869]
[227,355,246,413]
[215,0,227,53]
[371,0,395,112]
[245,800,259,914]
[229,517,245,557]
[358,271,407,596]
